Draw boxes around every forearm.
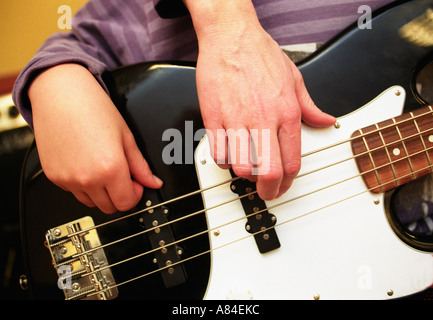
[28,64,112,128]
[13,34,111,128]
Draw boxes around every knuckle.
[232,164,253,178]
[282,108,302,125]
[261,168,283,183]
[97,157,122,180]
[74,172,95,189]
[115,199,137,212]
[283,159,301,177]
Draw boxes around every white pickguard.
[194,86,433,300]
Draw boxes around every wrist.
[183,0,261,42]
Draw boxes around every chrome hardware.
[45,216,118,300]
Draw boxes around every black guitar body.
[19,0,433,299]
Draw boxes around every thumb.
[123,131,163,192]
[294,70,336,128]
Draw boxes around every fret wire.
[360,128,383,192]
[60,107,433,240]
[375,123,399,187]
[392,118,416,179]
[410,111,433,172]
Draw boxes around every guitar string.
[58,106,433,297]
[77,163,433,300]
[53,112,433,262]
[64,127,433,265]
[64,138,433,287]
[53,111,433,291]
[57,106,433,241]
[52,107,433,293]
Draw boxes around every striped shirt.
[13,0,395,126]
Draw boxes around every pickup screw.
[19,275,28,290]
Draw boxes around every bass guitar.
[19,0,433,299]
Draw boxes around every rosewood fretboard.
[351,105,433,193]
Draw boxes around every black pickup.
[230,174,280,254]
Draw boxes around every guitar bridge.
[45,216,118,300]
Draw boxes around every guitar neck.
[351,105,433,193]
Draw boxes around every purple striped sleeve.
[13,0,396,127]
[12,0,155,127]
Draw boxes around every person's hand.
[29,63,163,214]
[184,0,336,200]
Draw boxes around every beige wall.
[0,0,88,77]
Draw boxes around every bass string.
[69,137,433,265]
[61,107,433,239]
[61,117,433,260]
[76,141,433,269]
[69,142,433,292]
[78,161,433,300]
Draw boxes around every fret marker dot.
[393,148,401,156]
[429,135,433,143]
